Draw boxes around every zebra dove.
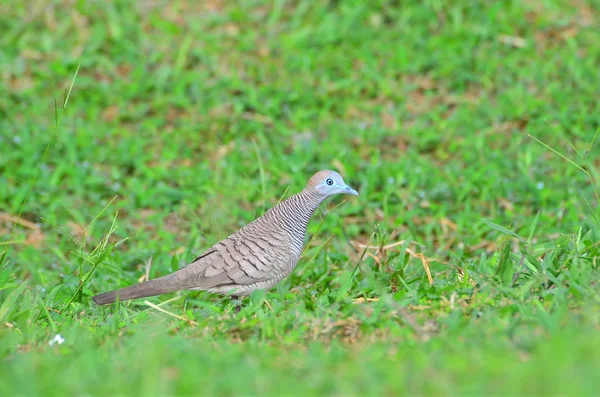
[92,170,358,305]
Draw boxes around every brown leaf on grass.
[494,119,529,134]
[177,158,193,168]
[258,46,270,57]
[116,64,132,78]
[407,75,436,90]
[384,135,410,153]
[102,105,119,122]
[71,8,89,28]
[10,75,35,92]
[93,70,112,85]
[224,23,240,36]
[498,198,514,211]
[202,0,226,12]
[382,112,397,130]
[540,25,580,42]
[440,217,457,231]
[211,141,235,162]
[209,103,233,118]
[346,105,374,125]
[405,91,429,115]
[20,49,43,60]
[498,35,528,48]
[342,216,362,225]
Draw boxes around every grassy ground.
[1,0,600,395]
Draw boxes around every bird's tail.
[92,275,182,305]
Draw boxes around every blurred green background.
[1,0,600,395]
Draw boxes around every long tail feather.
[92,276,182,305]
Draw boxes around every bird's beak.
[344,185,359,196]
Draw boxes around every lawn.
[1,0,600,395]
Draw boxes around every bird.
[92,170,359,305]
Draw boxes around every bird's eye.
[326,178,334,186]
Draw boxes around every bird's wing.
[172,228,293,291]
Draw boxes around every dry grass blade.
[352,297,379,304]
[365,252,380,264]
[124,296,181,320]
[138,256,153,283]
[406,248,434,285]
[264,299,274,312]
[351,238,435,284]
[0,213,44,247]
[498,34,527,48]
[242,112,273,124]
[351,240,424,250]
[143,300,198,326]
[0,213,39,229]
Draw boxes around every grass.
[1,0,600,395]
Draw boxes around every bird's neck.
[287,189,326,220]
[272,189,325,253]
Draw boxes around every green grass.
[2,0,600,395]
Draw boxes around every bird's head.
[305,170,359,198]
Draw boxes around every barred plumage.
[92,170,358,305]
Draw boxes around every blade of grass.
[481,219,525,243]
[528,134,587,173]
[527,210,541,245]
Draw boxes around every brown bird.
[92,170,359,305]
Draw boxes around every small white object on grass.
[49,334,65,346]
